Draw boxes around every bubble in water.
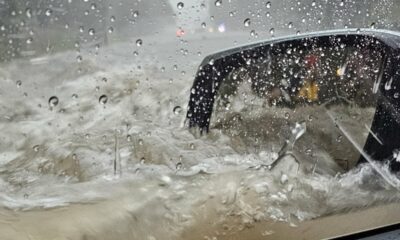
[45,9,52,16]
[266,1,271,8]
[177,2,184,9]
[244,18,251,27]
[48,96,59,107]
[99,95,108,104]
[215,0,222,7]
[173,106,182,115]
[33,145,40,152]
[88,28,95,36]
[136,39,142,47]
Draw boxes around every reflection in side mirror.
[186,29,400,175]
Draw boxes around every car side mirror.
[186,29,400,172]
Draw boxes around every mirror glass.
[213,38,385,174]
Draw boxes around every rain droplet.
[133,11,139,18]
[127,135,132,142]
[25,8,32,18]
[177,2,184,9]
[110,16,116,22]
[284,112,290,119]
[99,95,108,104]
[173,106,182,115]
[138,139,143,145]
[280,174,288,184]
[136,39,142,47]
[16,80,22,87]
[201,22,206,28]
[45,9,52,16]
[269,28,275,35]
[76,55,82,62]
[108,27,114,34]
[48,96,59,107]
[215,0,222,7]
[189,143,195,149]
[266,1,271,8]
[288,22,293,29]
[88,28,95,36]
[140,157,146,164]
[72,93,78,99]
[244,18,251,27]
[370,22,376,29]
[26,37,33,44]
[176,162,183,170]
[33,145,40,152]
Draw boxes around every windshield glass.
[1,1,400,239]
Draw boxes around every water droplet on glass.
[26,37,33,44]
[72,93,78,99]
[99,95,108,104]
[244,18,251,27]
[140,157,146,164]
[266,1,271,8]
[108,27,114,34]
[176,162,183,170]
[201,22,206,28]
[16,80,22,87]
[173,106,182,115]
[110,16,116,22]
[269,28,275,35]
[127,135,132,142]
[190,143,195,149]
[33,145,40,152]
[215,0,222,7]
[48,96,59,107]
[45,9,52,16]
[370,22,376,29]
[280,174,288,184]
[177,2,184,9]
[284,112,290,119]
[138,139,143,145]
[76,55,82,62]
[336,135,343,143]
[288,22,293,29]
[136,39,142,47]
[88,28,95,36]
[25,8,32,18]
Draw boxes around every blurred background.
[0,0,397,62]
